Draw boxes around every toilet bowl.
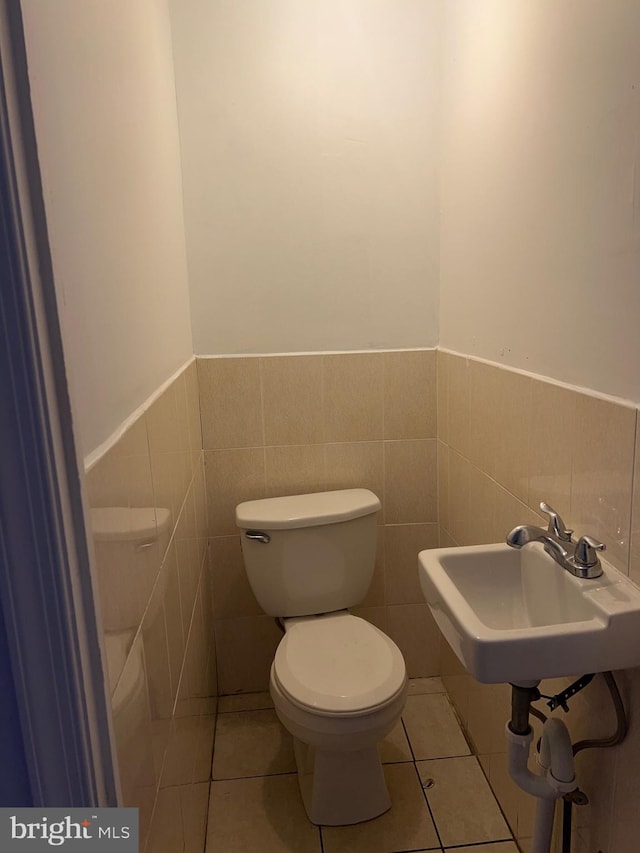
[235,489,409,825]
[269,611,407,825]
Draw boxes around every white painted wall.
[170,0,442,355]
[22,0,639,456]
[21,0,194,458]
[439,0,640,402]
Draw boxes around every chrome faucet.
[506,524,570,563]
[506,502,605,579]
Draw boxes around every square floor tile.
[418,756,511,847]
[378,720,413,764]
[206,774,321,852]
[321,764,439,853]
[402,693,470,759]
[408,676,446,695]
[218,691,274,713]
[212,708,296,779]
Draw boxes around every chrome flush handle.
[245,530,271,544]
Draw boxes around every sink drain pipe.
[507,683,577,853]
[505,674,628,852]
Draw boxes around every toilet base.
[294,736,391,826]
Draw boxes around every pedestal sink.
[418,542,640,683]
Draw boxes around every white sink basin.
[418,542,640,683]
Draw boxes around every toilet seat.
[273,612,406,717]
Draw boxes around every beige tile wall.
[84,346,640,851]
[437,350,640,852]
[85,360,216,851]
[198,350,441,694]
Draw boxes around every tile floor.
[147,678,520,852]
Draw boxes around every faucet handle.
[539,502,573,542]
[574,535,606,568]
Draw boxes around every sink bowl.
[418,542,640,683]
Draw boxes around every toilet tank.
[90,506,171,632]
[235,489,381,618]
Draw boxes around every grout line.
[320,353,326,450]
[625,407,639,574]
[412,760,445,851]
[206,438,396,450]
[440,842,514,850]
[449,722,518,850]
[442,692,475,755]
[257,356,267,448]
[196,362,207,462]
[403,702,517,852]
[381,355,387,525]
[412,753,474,763]
[209,712,221,781]
[402,712,447,853]
[386,848,444,852]
[381,350,387,443]
[210,769,298,783]
[401,716,418,763]
[201,780,212,853]
[251,356,268,497]
[217,704,274,714]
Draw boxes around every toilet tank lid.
[90,507,171,541]
[235,489,380,530]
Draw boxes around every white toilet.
[235,488,408,826]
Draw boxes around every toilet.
[235,488,408,826]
